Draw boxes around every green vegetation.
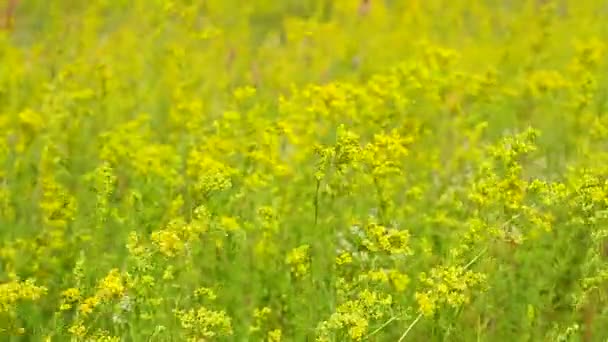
[1,0,608,340]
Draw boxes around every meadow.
[1,0,608,341]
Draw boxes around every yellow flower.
[68,322,87,338]
[175,306,233,339]
[97,268,125,300]
[335,251,353,265]
[220,216,241,232]
[268,329,282,342]
[61,287,81,303]
[79,296,100,315]
[286,245,311,278]
[0,279,47,314]
[415,292,435,317]
[151,229,185,257]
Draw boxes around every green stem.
[398,313,422,342]
[314,179,321,225]
[365,316,398,339]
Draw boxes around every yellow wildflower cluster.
[285,244,311,279]
[316,289,393,341]
[415,265,487,317]
[0,279,47,313]
[249,306,282,340]
[174,306,233,341]
[0,279,46,335]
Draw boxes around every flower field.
[2,0,608,340]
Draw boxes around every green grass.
[1,0,608,341]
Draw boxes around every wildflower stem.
[373,176,386,223]
[365,316,398,339]
[464,247,488,270]
[398,313,422,342]
[398,247,490,341]
[314,179,321,225]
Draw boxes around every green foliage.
[1,0,608,340]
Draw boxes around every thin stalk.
[314,179,321,225]
[364,316,398,339]
[398,313,422,342]
[398,241,494,341]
